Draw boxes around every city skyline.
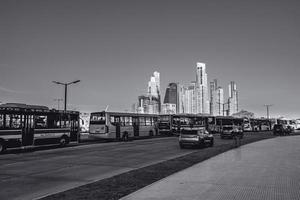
[1,0,300,119]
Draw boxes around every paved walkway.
[122,136,300,200]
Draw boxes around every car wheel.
[0,140,6,154]
[59,136,69,147]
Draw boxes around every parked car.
[273,124,291,136]
[220,125,244,139]
[179,127,214,149]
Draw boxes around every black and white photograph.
[1,0,300,199]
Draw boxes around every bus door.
[114,116,121,139]
[116,122,121,139]
[132,117,139,137]
[22,114,34,146]
[70,115,79,142]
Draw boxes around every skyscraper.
[180,82,197,114]
[195,62,209,114]
[138,71,161,114]
[164,82,178,109]
[177,84,185,113]
[209,79,218,115]
[213,87,224,116]
[228,81,238,115]
[148,71,160,98]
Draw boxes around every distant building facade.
[209,79,217,115]
[209,79,224,116]
[138,71,161,114]
[195,62,209,114]
[164,83,178,113]
[213,87,224,116]
[228,81,238,115]
[148,71,160,98]
[161,103,176,114]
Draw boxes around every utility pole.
[52,80,80,112]
[54,98,63,110]
[264,104,273,119]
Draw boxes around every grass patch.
[42,132,280,200]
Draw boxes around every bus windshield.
[159,115,170,122]
[222,119,233,125]
[90,113,106,125]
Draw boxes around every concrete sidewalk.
[122,136,300,200]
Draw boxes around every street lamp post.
[52,80,80,112]
[264,104,273,119]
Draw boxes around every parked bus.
[89,111,158,140]
[295,119,300,130]
[213,116,244,139]
[0,103,80,153]
[277,118,296,132]
[243,117,252,131]
[243,118,271,131]
[158,114,211,135]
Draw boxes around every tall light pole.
[264,104,273,119]
[54,98,63,110]
[52,80,80,112]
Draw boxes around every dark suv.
[273,124,291,136]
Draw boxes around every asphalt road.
[0,137,199,200]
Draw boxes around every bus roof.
[159,113,213,117]
[90,111,158,117]
[0,103,79,114]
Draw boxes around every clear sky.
[1,0,299,118]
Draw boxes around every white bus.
[89,111,159,141]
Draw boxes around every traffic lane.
[0,132,264,200]
[0,137,198,200]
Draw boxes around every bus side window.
[5,114,11,128]
[35,115,47,129]
[11,115,21,128]
[120,116,125,126]
[110,116,116,125]
[139,117,145,126]
[132,117,139,125]
[47,114,60,128]
[55,116,61,128]
[125,116,132,126]
[60,114,71,128]
[145,117,151,126]
[0,114,4,128]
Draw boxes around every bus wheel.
[59,136,69,147]
[0,140,6,154]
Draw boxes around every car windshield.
[181,128,206,135]
[274,125,282,129]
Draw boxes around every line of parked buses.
[0,103,298,153]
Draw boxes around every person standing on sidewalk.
[233,130,242,148]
